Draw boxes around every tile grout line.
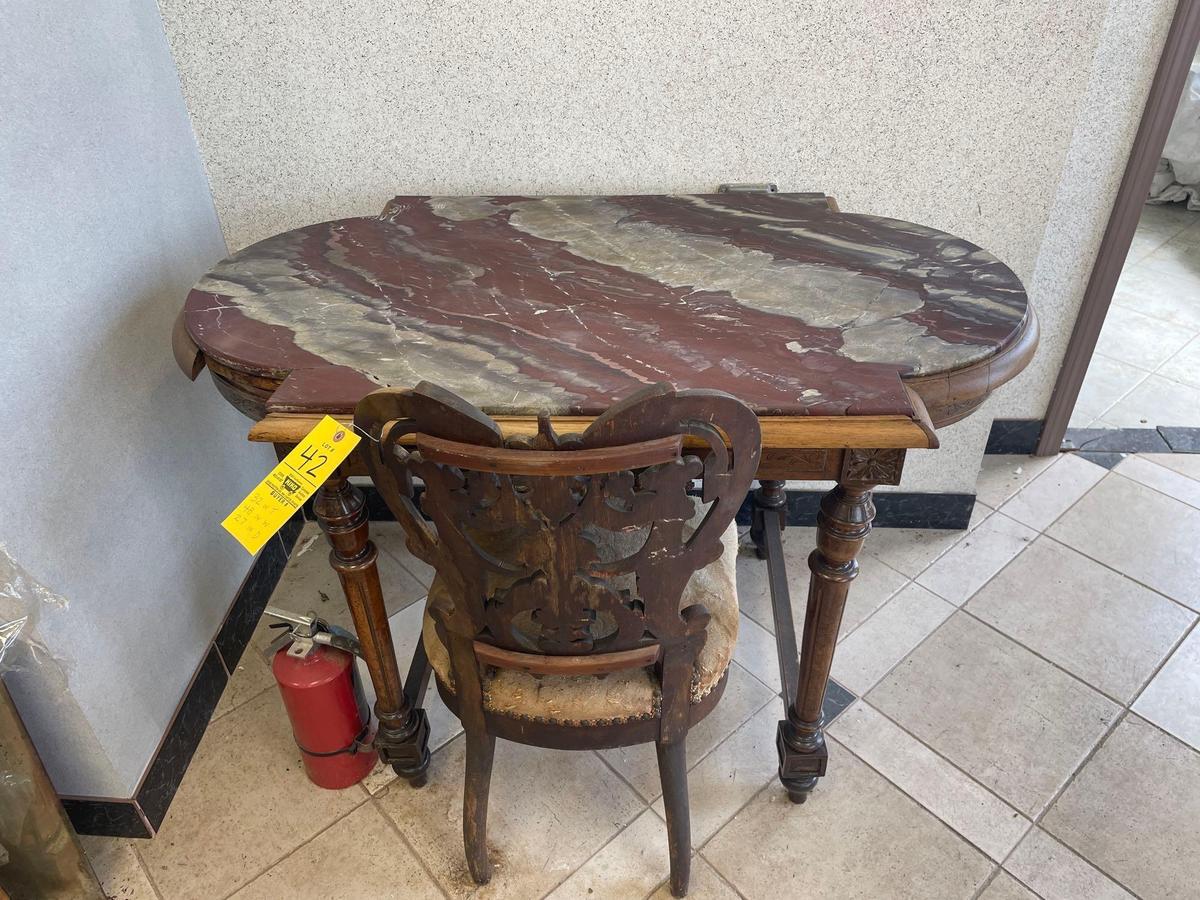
[738,560,910,642]
[214,794,373,900]
[1110,461,1200,514]
[992,465,1194,604]
[825,572,917,650]
[956,607,1140,709]
[1088,363,1156,425]
[856,699,1035,828]
[695,850,752,900]
[129,843,166,900]
[1126,708,1200,759]
[1121,615,1200,748]
[967,866,1005,900]
[591,664,780,806]
[1035,531,1198,616]
[1033,469,1200,613]
[831,726,1034,866]
[818,501,999,646]
[371,795,455,900]
[994,707,1146,900]
[589,744,658,806]
[533,795,650,900]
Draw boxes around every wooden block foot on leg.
[778,480,876,803]
[314,471,431,787]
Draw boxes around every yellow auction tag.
[222,416,360,554]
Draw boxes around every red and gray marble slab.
[183,193,1030,418]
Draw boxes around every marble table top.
[183,193,1032,419]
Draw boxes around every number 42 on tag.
[222,416,360,555]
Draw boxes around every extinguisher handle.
[312,628,364,660]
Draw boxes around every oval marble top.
[183,193,1033,420]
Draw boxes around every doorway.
[1037,0,1200,454]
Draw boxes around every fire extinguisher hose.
[295,723,372,758]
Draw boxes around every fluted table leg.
[314,470,430,785]
[777,481,876,803]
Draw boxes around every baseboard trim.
[734,489,975,530]
[987,420,1200,458]
[360,485,975,531]
[62,514,303,838]
[986,419,1045,455]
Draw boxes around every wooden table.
[174,192,1036,801]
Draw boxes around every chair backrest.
[355,381,760,730]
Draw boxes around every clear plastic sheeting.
[1149,59,1200,209]
[0,544,68,674]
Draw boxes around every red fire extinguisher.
[264,606,378,789]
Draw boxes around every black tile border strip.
[985,419,1045,455]
[359,484,976,531]
[989,418,1200,456]
[730,490,975,530]
[62,513,303,838]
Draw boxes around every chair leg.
[656,739,691,898]
[463,728,496,885]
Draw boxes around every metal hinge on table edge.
[717,182,779,193]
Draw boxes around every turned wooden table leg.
[777,481,876,803]
[749,479,787,560]
[313,470,430,785]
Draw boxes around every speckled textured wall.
[158,0,1175,492]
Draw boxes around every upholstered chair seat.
[422,517,739,725]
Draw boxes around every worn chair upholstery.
[355,381,760,897]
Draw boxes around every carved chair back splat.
[355,381,760,897]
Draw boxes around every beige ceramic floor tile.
[546,809,669,900]
[979,872,1039,900]
[916,514,1036,605]
[731,613,781,692]
[1043,716,1200,900]
[975,455,1058,509]
[828,702,1030,861]
[967,536,1195,701]
[377,735,643,899]
[1049,474,1200,610]
[1157,335,1200,390]
[272,522,428,634]
[78,834,159,900]
[1133,624,1200,751]
[1114,258,1200,331]
[1005,827,1133,900]
[1115,455,1200,510]
[1145,451,1200,480]
[999,454,1106,531]
[1095,304,1194,370]
[1071,354,1152,426]
[1131,243,1200,308]
[378,531,436,587]
[229,802,441,900]
[831,584,955,694]
[1103,374,1200,428]
[213,646,275,721]
[867,613,1119,816]
[653,855,738,900]
[138,690,364,900]
[736,541,909,639]
[859,502,990,578]
[651,701,781,847]
[704,738,992,900]
[599,662,774,801]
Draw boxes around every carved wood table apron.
[173,193,1036,802]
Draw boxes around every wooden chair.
[355,381,760,897]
